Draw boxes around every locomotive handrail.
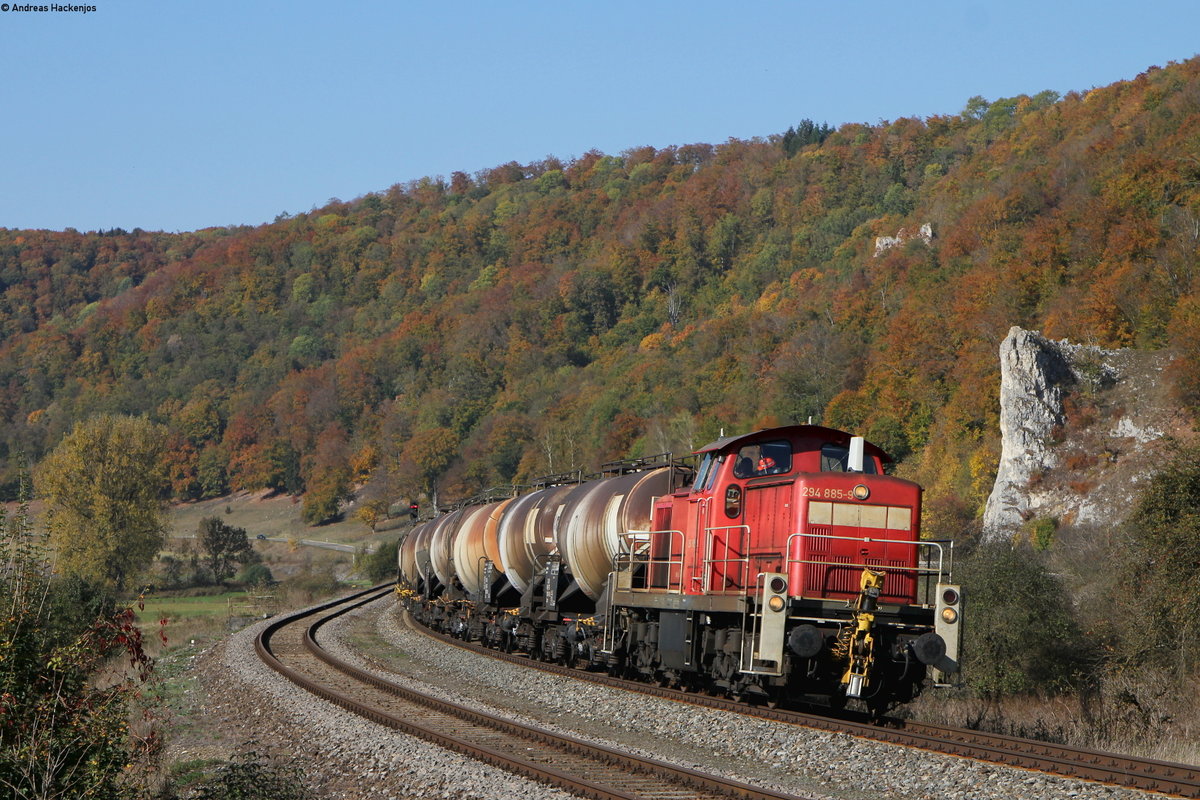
[703,524,751,594]
[599,451,673,475]
[784,532,949,606]
[742,572,768,674]
[615,528,685,593]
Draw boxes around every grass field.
[168,489,378,545]
[133,589,271,655]
[135,591,250,625]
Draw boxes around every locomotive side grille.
[887,558,915,597]
[804,552,847,594]
[808,525,832,552]
[824,556,856,595]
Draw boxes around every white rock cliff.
[978,326,1167,541]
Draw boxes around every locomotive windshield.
[691,453,722,491]
[820,443,879,474]
[732,440,791,478]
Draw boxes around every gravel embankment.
[192,595,1171,800]
[190,602,575,800]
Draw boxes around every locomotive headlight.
[767,595,786,613]
[852,484,870,500]
[941,607,958,624]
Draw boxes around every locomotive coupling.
[836,568,887,698]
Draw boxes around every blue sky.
[1,1,1197,233]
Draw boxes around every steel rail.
[255,585,820,800]
[410,611,1200,799]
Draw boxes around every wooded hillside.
[4,57,1199,534]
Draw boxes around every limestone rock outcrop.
[873,222,933,257]
[980,326,1176,541]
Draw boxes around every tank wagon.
[397,424,961,712]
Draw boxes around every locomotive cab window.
[732,440,792,478]
[820,443,878,474]
[691,453,723,492]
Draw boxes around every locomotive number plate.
[801,486,861,501]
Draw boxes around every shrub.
[958,540,1087,697]
[1023,517,1058,551]
[1112,444,1200,671]
[355,537,400,583]
[0,487,159,798]
[237,563,275,586]
[1064,452,1098,471]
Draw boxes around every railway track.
[256,585,822,800]
[407,607,1200,799]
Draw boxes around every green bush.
[1,491,157,799]
[1024,516,1058,551]
[237,563,275,586]
[355,537,400,583]
[1113,445,1200,671]
[958,540,1087,696]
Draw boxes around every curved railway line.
[404,604,1200,799]
[256,584,822,800]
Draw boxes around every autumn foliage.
[3,59,1200,529]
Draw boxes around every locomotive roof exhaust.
[848,436,865,472]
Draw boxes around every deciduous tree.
[198,516,253,583]
[36,414,169,592]
[400,427,459,509]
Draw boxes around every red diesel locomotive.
[398,424,961,712]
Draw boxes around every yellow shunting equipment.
[832,567,886,698]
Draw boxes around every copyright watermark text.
[1,3,99,13]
